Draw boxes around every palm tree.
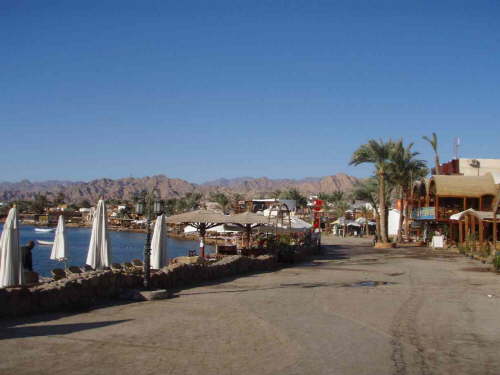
[279,189,308,208]
[360,205,371,236]
[350,139,395,243]
[352,178,392,239]
[270,190,282,199]
[389,141,428,243]
[334,200,350,219]
[31,193,49,214]
[209,192,230,213]
[178,192,202,212]
[422,133,441,175]
[331,191,345,205]
[318,192,332,202]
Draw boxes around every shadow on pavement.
[0,319,132,340]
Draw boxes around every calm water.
[0,224,214,277]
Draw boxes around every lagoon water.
[0,224,215,277]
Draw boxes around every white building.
[440,158,500,176]
[252,199,297,212]
[388,209,401,237]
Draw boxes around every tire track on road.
[390,269,431,375]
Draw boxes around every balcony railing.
[437,207,462,220]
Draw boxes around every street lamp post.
[135,190,163,290]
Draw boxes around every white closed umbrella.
[151,214,167,269]
[50,215,68,263]
[86,200,112,269]
[0,207,24,288]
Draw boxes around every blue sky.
[1,1,499,183]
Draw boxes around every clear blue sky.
[1,1,499,183]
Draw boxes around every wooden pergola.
[450,208,499,253]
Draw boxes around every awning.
[450,208,495,221]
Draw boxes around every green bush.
[479,243,491,258]
[493,253,500,272]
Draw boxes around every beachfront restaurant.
[411,173,500,250]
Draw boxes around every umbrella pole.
[199,224,206,258]
[246,225,251,249]
[144,217,152,289]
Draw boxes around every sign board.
[313,199,324,228]
[313,199,324,212]
[431,235,444,249]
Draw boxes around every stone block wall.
[0,255,277,318]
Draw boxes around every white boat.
[34,228,55,233]
[37,240,54,246]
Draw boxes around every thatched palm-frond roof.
[429,174,498,197]
[165,209,231,224]
[228,211,269,225]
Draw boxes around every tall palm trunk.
[434,155,441,175]
[397,188,405,243]
[375,212,381,239]
[378,172,389,243]
[404,189,412,240]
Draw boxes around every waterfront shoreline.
[17,221,223,245]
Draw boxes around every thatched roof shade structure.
[228,212,269,225]
[165,209,232,225]
[226,212,269,249]
[166,209,232,257]
[429,175,498,198]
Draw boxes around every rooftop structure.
[437,158,500,176]
[411,172,500,222]
[251,199,297,213]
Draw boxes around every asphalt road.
[1,235,500,375]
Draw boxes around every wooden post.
[471,215,476,252]
[246,224,251,249]
[199,223,206,258]
[436,196,440,220]
[494,214,497,252]
[478,219,484,250]
[459,220,464,244]
[449,223,454,245]
[464,215,469,250]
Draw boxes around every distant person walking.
[21,241,35,272]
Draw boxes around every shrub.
[493,253,500,272]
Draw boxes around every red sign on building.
[313,199,324,228]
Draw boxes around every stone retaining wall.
[0,255,277,318]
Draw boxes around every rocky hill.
[200,174,359,195]
[0,173,359,203]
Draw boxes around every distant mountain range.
[0,174,360,203]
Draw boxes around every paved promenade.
[1,236,500,375]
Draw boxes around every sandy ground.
[1,235,500,375]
